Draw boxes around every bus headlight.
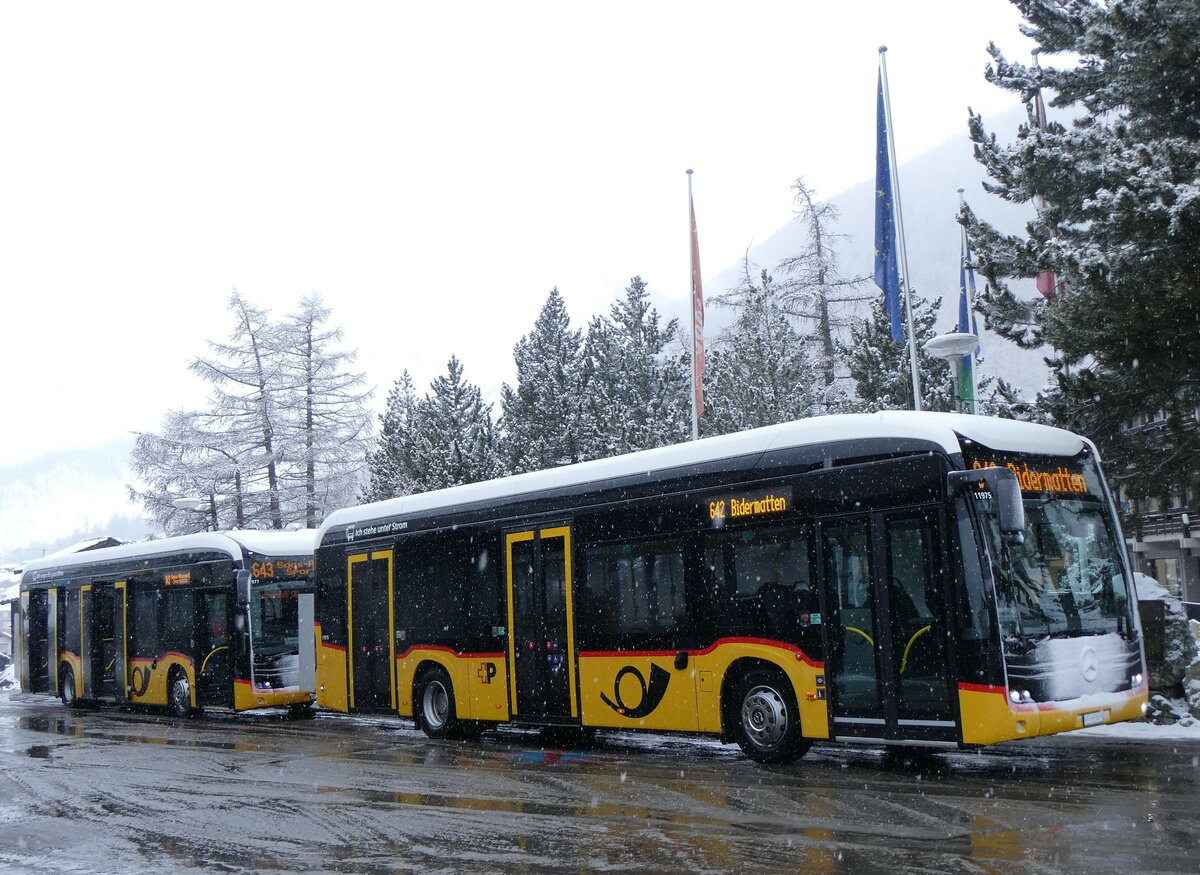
[1009,689,1022,703]
[1131,673,1144,687]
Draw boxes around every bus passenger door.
[197,590,231,706]
[81,584,117,699]
[822,518,885,740]
[348,551,394,711]
[112,582,129,702]
[883,511,954,739]
[21,590,51,693]
[821,512,954,744]
[505,527,578,722]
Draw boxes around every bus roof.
[318,412,1090,544]
[20,529,316,581]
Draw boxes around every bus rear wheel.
[415,666,459,740]
[731,668,808,765]
[59,666,78,708]
[167,669,192,719]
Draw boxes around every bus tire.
[167,668,192,719]
[415,665,459,740]
[731,667,808,765]
[59,665,78,708]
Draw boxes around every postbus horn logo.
[600,664,671,718]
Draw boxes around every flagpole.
[957,187,978,413]
[687,169,702,441]
[878,46,922,411]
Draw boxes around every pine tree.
[276,294,373,527]
[839,291,954,413]
[129,410,253,534]
[703,268,820,436]
[499,288,587,474]
[966,0,1200,503]
[775,178,871,403]
[363,371,425,502]
[413,356,499,490]
[581,277,690,458]
[189,291,287,528]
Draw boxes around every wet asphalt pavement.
[0,690,1197,874]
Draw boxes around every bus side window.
[582,541,685,648]
[396,537,469,647]
[702,524,813,638]
[131,586,160,658]
[466,543,501,651]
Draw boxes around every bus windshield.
[249,581,302,688]
[979,493,1132,640]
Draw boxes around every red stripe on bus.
[578,637,824,669]
[393,644,505,661]
[957,682,1005,696]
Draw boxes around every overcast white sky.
[0,1,1034,467]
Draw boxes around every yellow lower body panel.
[958,682,1149,745]
[232,680,314,712]
[395,648,509,722]
[578,639,829,740]
[127,653,194,708]
[316,638,349,712]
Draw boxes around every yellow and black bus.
[16,531,317,717]
[313,412,1148,763]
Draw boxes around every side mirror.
[236,569,252,607]
[949,467,1026,546]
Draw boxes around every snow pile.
[1133,572,1199,709]
[0,662,14,691]
[1134,572,1178,605]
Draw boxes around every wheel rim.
[422,680,450,731]
[741,684,788,750]
[61,670,75,705]
[172,676,190,712]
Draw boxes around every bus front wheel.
[731,668,808,765]
[415,666,459,740]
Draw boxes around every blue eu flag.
[873,72,903,343]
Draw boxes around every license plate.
[1082,709,1109,727]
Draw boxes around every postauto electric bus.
[312,412,1147,763]
[15,531,317,717]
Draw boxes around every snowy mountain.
[0,438,147,562]
[700,105,1051,400]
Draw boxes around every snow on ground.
[1075,719,1200,742]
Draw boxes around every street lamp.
[923,332,980,414]
[171,495,224,531]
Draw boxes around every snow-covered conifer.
[499,288,587,474]
[966,0,1200,503]
[188,291,287,528]
[703,268,819,435]
[414,356,499,490]
[580,277,689,458]
[839,291,954,413]
[775,178,871,402]
[276,294,373,527]
[363,371,425,502]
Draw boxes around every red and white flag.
[689,182,705,419]
[1033,81,1059,299]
